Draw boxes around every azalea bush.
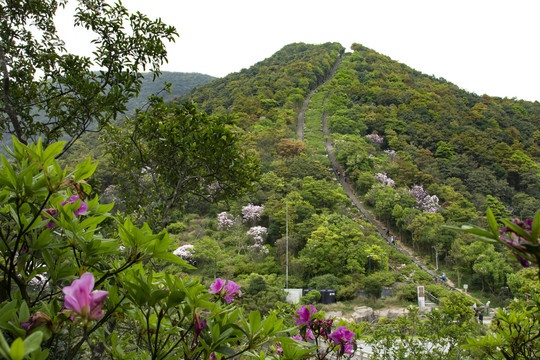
[0,139,292,359]
[278,304,360,360]
[451,209,540,359]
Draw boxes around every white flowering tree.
[217,211,236,230]
[409,185,440,213]
[241,203,265,223]
[374,173,396,187]
[247,226,269,254]
[366,133,384,145]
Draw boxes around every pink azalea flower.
[343,344,354,355]
[61,195,88,217]
[291,334,303,341]
[209,278,226,294]
[295,304,317,327]
[306,328,315,340]
[328,326,355,354]
[62,272,108,320]
[209,278,242,304]
[223,281,242,304]
[275,342,283,355]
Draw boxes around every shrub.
[396,284,418,302]
[308,274,341,290]
[336,284,358,301]
[425,284,451,300]
[363,276,383,298]
[301,290,321,304]
[167,221,186,234]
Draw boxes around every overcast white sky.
[56,0,540,102]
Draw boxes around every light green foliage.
[368,306,479,359]
[300,290,321,305]
[506,268,540,299]
[439,292,475,323]
[465,295,540,359]
[300,176,348,211]
[299,218,374,279]
[435,141,455,159]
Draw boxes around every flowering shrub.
[247,226,269,253]
[209,278,242,304]
[217,211,235,230]
[365,133,384,144]
[295,305,317,326]
[241,203,264,223]
[173,244,194,259]
[374,173,395,187]
[41,195,88,228]
[0,138,290,360]
[288,304,358,359]
[383,149,396,159]
[409,185,440,213]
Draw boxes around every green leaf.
[154,251,195,268]
[166,290,186,308]
[19,302,29,323]
[0,331,11,358]
[0,301,18,323]
[530,209,540,245]
[79,215,108,229]
[486,208,500,237]
[42,142,65,165]
[10,337,24,360]
[23,331,43,356]
[1,154,18,188]
[249,311,262,333]
[214,346,236,357]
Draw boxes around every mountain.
[1,71,215,154]
[181,42,540,219]
[174,42,539,298]
[125,71,215,112]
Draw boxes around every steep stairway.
[295,55,496,312]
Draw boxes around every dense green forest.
[166,42,538,299]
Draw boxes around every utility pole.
[434,247,439,271]
[286,199,289,289]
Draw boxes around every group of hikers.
[385,229,399,246]
[334,168,346,182]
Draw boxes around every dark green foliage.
[336,285,359,301]
[104,101,260,229]
[308,274,341,290]
[0,0,177,154]
[363,276,383,298]
[246,276,267,295]
[396,284,418,302]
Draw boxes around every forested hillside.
[168,42,539,301]
[125,71,215,112]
